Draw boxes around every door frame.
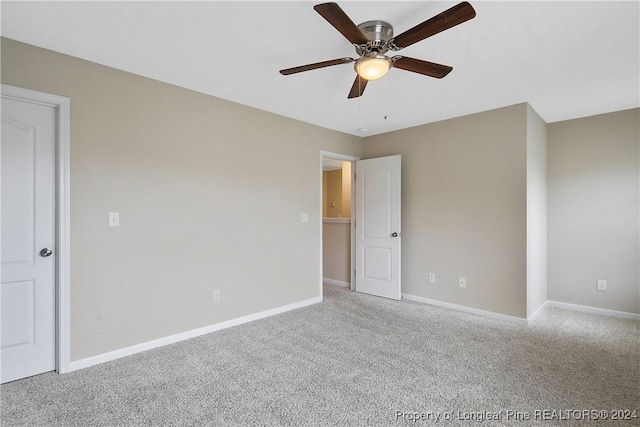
[319,151,360,298]
[2,84,71,375]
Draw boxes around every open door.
[355,155,401,300]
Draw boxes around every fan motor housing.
[358,20,393,42]
[356,20,393,55]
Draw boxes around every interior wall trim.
[527,300,548,324]
[402,293,529,326]
[546,300,640,321]
[67,296,322,373]
[322,218,351,223]
[323,278,350,288]
[403,294,640,324]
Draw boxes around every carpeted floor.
[1,284,638,426]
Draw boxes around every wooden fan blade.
[391,2,476,49]
[347,75,368,99]
[314,3,369,45]
[392,56,453,78]
[280,58,354,75]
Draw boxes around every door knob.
[391,232,399,237]
[40,248,53,257]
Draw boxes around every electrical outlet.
[428,273,436,284]
[212,290,221,302]
[597,280,607,291]
[458,277,467,288]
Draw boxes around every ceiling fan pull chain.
[384,75,388,120]
[358,78,361,112]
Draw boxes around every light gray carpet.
[1,284,638,426]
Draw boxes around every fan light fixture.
[355,54,392,81]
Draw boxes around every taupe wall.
[1,38,362,360]
[526,105,548,316]
[548,109,640,314]
[341,161,352,218]
[322,172,328,218]
[322,163,352,219]
[3,36,637,364]
[322,221,351,284]
[362,104,529,318]
[324,170,343,217]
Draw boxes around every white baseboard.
[526,301,549,324]
[67,296,322,373]
[323,278,351,288]
[402,293,529,326]
[402,294,640,325]
[547,300,640,321]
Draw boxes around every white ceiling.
[2,1,638,137]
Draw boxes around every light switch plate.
[301,213,309,223]
[458,277,466,288]
[108,212,120,227]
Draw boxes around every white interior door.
[355,155,401,300]
[1,96,57,383]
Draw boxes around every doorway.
[319,152,358,297]
[319,151,402,301]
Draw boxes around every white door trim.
[319,151,360,298]
[1,84,71,374]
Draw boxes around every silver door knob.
[40,248,53,257]
[391,232,399,237]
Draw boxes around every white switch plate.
[597,279,607,291]
[428,273,436,284]
[301,213,309,223]
[212,290,221,302]
[108,212,120,227]
[458,277,467,288]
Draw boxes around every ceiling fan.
[279,2,476,99]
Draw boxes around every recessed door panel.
[363,168,391,240]
[1,117,36,266]
[363,247,392,281]
[1,281,35,349]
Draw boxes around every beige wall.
[322,221,351,284]
[526,105,548,317]
[322,172,328,218]
[3,36,637,365]
[323,164,352,219]
[1,38,362,360]
[363,104,529,318]
[341,161,352,218]
[324,170,343,217]
[548,109,640,314]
